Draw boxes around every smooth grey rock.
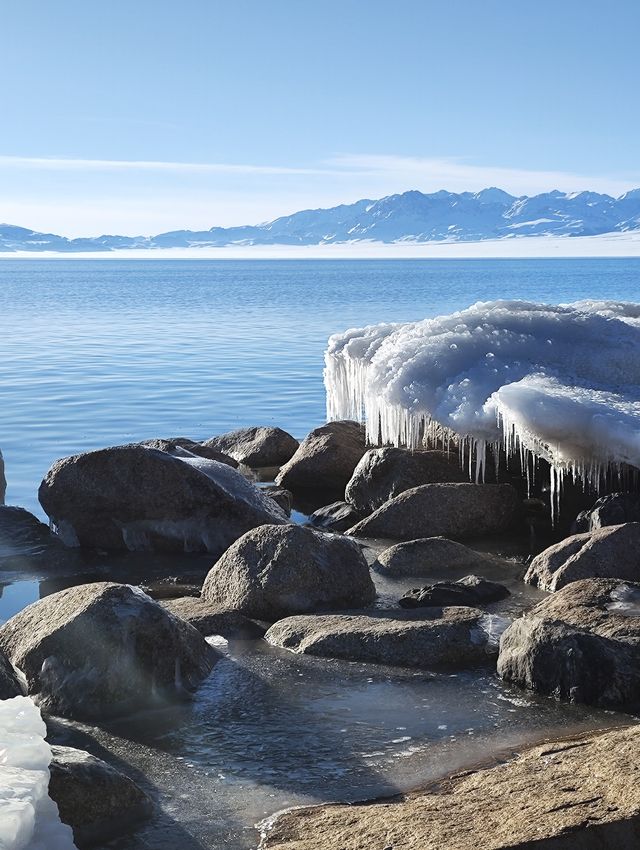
[0,648,23,699]
[574,492,640,533]
[161,597,267,638]
[202,524,376,620]
[139,437,238,467]
[0,582,218,720]
[49,745,152,848]
[202,426,299,467]
[38,444,288,555]
[399,575,510,609]
[308,501,364,533]
[525,522,640,592]
[348,483,520,541]
[345,447,467,513]
[275,421,367,494]
[374,536,496,576]
[265,607,500,668]
[498,578,640,709]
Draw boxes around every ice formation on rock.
[0,696,77,850]
[324,300,640,517]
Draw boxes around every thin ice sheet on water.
[324,300,640,517]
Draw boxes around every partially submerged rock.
[38,444,288,555]
[345,447,467,513]
[498,578,640,709]
[0,448,5,504]
[525,522,640,591]
[308,500,364,534]
[275,421,367,494]
[0,647,23,699]
[348,483,520,541]
[161,596,267,638]
[574,491,640,533]
[49,744,152,848]
[265,608,502,669]
[399,575,509,609]
[202,426,299,467]
[0,582,218,719]
[261,725,640,850]
[139,437,238,467]
[374,536,496,576]
[0,505,74,569]
[202,524,376,620]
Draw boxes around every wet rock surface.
[0,582,219,719]
[307,500,364,533]
[161,596,267,638]
[275,420,367,495]
[574,491,640,533]
[202,426,299,468]
[374,536,498,576]
[399,575,510,609]
[265,607,499,669]
[525,522,640,591]
[345,447,468,513]
[348,483,520,541]
[201,523,376,620]
[38,443,288,555]
[0,504,76,570]
[261,725,640,850]
[0,646,23,698]
[498,578,640,709]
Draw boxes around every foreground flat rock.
[374,536,497,576]
[202,426,299,467]
[399,575,509,609]
[38,443,287,555]
[525,522,640,591]
[161,596,267,638]
[49,744,152,849]
[265,608,499,668]
[348,483,520,541]
[202,524,376,620]
[261,725,640,850]
[0,582,218,719]
[275,420,366,494]
[498,578,640,709]
[345,447,468,513]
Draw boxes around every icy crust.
[325,300,640,511]
[0,696,77,850]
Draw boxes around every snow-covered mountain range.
[3,187,640,251]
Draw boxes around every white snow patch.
[0,696,77,850]
[324,300,640,518]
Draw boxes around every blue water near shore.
[2,256,639,513]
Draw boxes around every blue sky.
[1,1,639,236]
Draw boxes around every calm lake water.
[2,257,640,515]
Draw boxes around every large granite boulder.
[202,426,299,467]
[201,524,376,620]
[308,501,365,534]
[49,745,152,848]
[161,596,267,638]
[524,522,640,592]
[0,582,218,720]
[399,575,509,609]
[374,537,497,576]
[498,578,640,709]
[261,725,640,850]
[139,437,238,467]
[38,444,288,554]
[0,648,23,699]
[275,421,367,494]
[574,492,640,533]
[265,607,502,668]
[345,447,468,513]
[348,483,520,541]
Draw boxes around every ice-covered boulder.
[201,524,376,620]
[574,492,640,533]
[345,447,468,513]
[498,578,640,709]
[265,608,505,669]
[374,537,497,576]
[275,421,367,494]
[0,448,6,504]
[138,436,238,467]
[308,500,365,533]
[48,745,152,848]
[0,582,219,720]
[325,301,640,517]
[524,522,640,591]
[348,483,520,541]
[202,426,299,467]
[0,696,77,850]
[38,444,288,555]
[399,575,509,609]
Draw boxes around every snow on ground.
[324,300,640,516]
[2,231,640,259]
[0,696,77,850]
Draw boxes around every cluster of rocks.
[2,423,640,846]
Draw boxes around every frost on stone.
[0,696,77,850]
[606,583,640,617]
[324,300,640,518]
